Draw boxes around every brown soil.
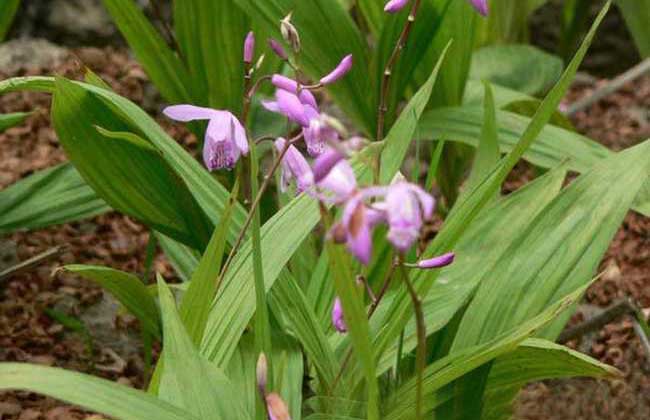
[0,48,649,419]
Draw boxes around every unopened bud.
[256,353,268,395]
[244,31,255,64]
[269,38,289,60]
[280,13,301,53]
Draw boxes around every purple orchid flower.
[469,0,489,16]
[384,0,410,13]
[320,54,353,85]
[302,108,339,156]
[270,75,319,109]
[316,159,357,204]
[332,297,347,333]
[268,38,288,60]
[417,252,455,269]
[163,105,248,171]
[244,31,255,63]
[382,182,434,251]
[274,137,314,194]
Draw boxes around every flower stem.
[397,260,425,420]
[375,0,423,181]
[217,133,304,287]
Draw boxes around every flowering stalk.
[376,0,423,180]
[397,260,425,420]
[217,133,305,284]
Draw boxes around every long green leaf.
[0,363,196,420]
[0,0,19,41]
[62,265,161,338]
[173,0,248,111]
[482,338,619,420]
[452,139,650,351]
[157,275,248,420]
[101,0,192,103]
[0,163,109,234]
[51,78,213,250]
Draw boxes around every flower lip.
[384,0,410,13]
[320,54,353,85]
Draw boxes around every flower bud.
[384,0,410,13]
[266,393,292,420]
[256,352,268,395]
[416,252,455,269]
[332,297,347,333]
[469,0,489,16]
[269,38,289,60]
[320,54,353,85]
[280,13,301,53]
[244,31,255,63]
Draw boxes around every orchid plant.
[0,1,648,420]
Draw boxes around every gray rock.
[0,38,67,73]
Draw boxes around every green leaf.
[233,0,374,133]
[178,182,238,345]
[451,139,650,351]
[379,41,451,183]
[157,274,248,420]
[0,363,197,420]
[372,0,612,366]
[356,0,385,36]
[62,265,161,338]
[617,0,650,57]
[101,0,192,103]
[469,44,564,96]
[269,270,339,389]
[173,0,248,110]
[383,283,594,420]
[463,82,500,197]
[0,111,30,131]
[0,163,110,234]
[51,78,213,250]
[482,338,619,420]
[0,0,19,41]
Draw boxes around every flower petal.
[163,104,218,122]
[276,89,310,126]
[384,0,410,13]
[417,252,455,269]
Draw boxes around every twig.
[558,297,650,363]
[0,246,65,282]
[567,58,650,116]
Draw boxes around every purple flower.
[417,252,455,269]
[256,353,267,395]
[273,89,312,126]
[266,393,292,420]
[320,54,353,85]
[469,0,489,16]
[275,137,314,194]
[244,31,255,63]
[317,159,357,204]
[384,0,410,13]
[269,39,289,60]
[332,297,347,333]
[302,108,339,156]
[336,189,387,265]
[313,148,345,183]
[163,105,248,171]
[382,182,434,251]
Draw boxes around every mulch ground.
[0,48,649,419]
